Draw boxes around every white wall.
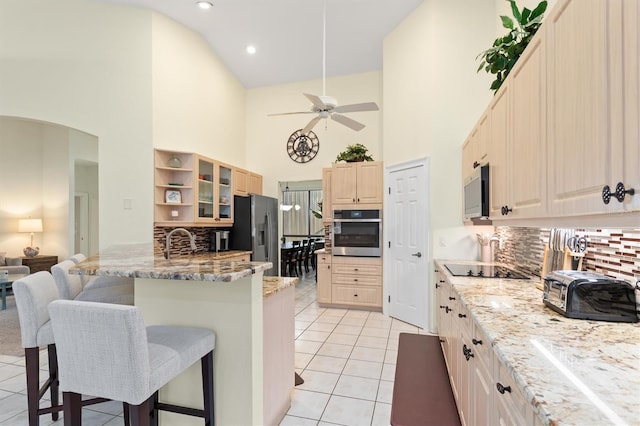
[151,13,246,166]
[245,72,382,198]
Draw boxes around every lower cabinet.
[318,255,382,309]
[436,271,538,426]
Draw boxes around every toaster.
[543,270,638,323]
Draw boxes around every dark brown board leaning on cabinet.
[391,333,461,426]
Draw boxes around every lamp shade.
[18,219,43,233]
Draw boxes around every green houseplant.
[335,143,373,163]
[477,0,548,93]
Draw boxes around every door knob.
[411,252,422,258]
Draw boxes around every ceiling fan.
[268,0,379,135]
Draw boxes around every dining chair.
[48,300,216,426]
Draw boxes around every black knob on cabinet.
[501,205,513,215]
[602,185,612,204]
[458,313,467,318]
[435,283,440,288]
[445,307,452,313]
[473,161,480,168]
[439,280,445,283]
[472,338,483,345]
[439,338,445,343]
[496,383,512,394]
[449,296,456,300]
[614,182,635,202]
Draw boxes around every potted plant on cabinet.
[335,143,374,163]
[477,0,548,93]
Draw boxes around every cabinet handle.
[501,205,512,216]
[445,306,452,313]
[357,198,360,202]
[353,198,356,202]
[496,382,511,394]
[354,268,359,271]
[614,182,635,202]
[439,338,445,343]
[458,313,467,318]
[435,283,440,288]
[353,294,358,297]
[439,280,445,283]
[462,344,474,361]
[473,161,480,169]
[472,338,483,345]
[449,296,456,300]
[353,279,358,282]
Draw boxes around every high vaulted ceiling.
[98,0,423,88]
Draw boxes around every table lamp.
[18,218,43,257]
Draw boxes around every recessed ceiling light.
[196,1,213,10]
[246,45,257,55]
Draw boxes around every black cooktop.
[444,263,530,280]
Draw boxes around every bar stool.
[48,300,216,426]
[51,260,134,305]
[13,272,117,426]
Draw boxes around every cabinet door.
[322,167,333,224]
[462,113,489,180]
[217,163,233,223]
[547,0,624,215]
[249,173,263,195]
[356,162,383,204]
[196,156,216,221]
[488,84,510,218]
[331,163,358,205]
[509,33,547,218]
[622,0,640,212]
[233,168,249,196]
[317,256,332,304]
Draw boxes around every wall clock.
[286,129,320,163]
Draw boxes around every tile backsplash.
[495,227,640,283]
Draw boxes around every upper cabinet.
[462,112,489,179]
[233,167,263,196]
[463,0,638,223]
[322,167,333,224]
[331,161,383,210]
[155,149,262,227]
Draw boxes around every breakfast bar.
[71,244,296,426]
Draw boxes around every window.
[282,189,323,240]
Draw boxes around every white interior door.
[385,159,429,329]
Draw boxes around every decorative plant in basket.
[335,143,373,163]
[477,0,548,93]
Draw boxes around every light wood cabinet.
[321,167,333,225]
[331,161,383,209]
[154,149,195,226]
[234,168,263,196]
[462,112,489,179]
[436,271,534,426]
[487,83,510,219]
[322,256,382,309]
[195,156,233,225]
[316,252,332,304]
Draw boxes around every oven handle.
[332,219,381,223]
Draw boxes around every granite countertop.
[262,276,298,298]
[435,259,640,425]
[71,243,271,282]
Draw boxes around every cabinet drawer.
[332,264,382,276]
[471,322,491,363]
[317,254,332,264]
[332,285,382,306]
[332,274,381,286]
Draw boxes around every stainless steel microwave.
[463,165,489,220]
[332,209,382,257]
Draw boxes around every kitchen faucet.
[165,228,197,259]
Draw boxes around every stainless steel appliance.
[444,263,530,280]
[209,230,230,252]
[543,270,638,322]
[230,194,278,276]
[463,165,489,220]
[332,209,382,257]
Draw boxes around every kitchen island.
[435,260,640,425]
[72,244,296,426]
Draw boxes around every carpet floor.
[0,298,24,357]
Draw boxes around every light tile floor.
[0,272,426,425]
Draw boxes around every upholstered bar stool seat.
[52,260,134,305]
[49,300,216,426]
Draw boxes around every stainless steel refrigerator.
[230,194,279,276]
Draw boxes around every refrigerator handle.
[265,211,271,261]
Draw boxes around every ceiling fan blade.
[302,116,322,135]
[304,93,326,109]
[331,114,365,131]
[267,111,315,116]
[333,102,379,114]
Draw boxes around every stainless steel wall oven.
[332,209,382,257]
